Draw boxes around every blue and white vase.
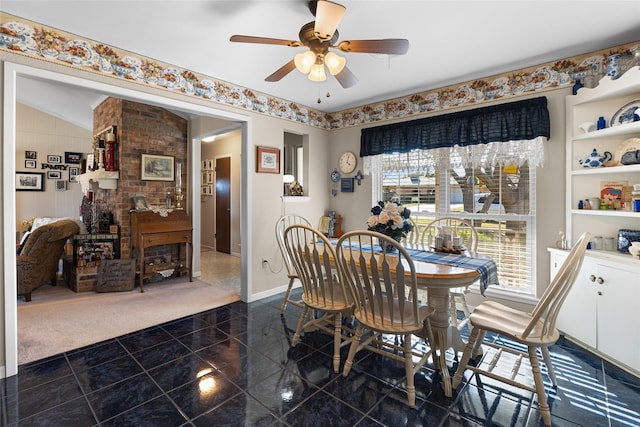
[605,54,622,79]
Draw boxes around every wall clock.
[339,151,357,174]
[330,168,341,182]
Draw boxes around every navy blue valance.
[360,97,550,157]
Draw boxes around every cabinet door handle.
[596,276,604,285]
[598,291,603,296]
[589,274,596,282]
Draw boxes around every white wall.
[15,103,91,234]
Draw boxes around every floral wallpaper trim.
[1,13,638,131]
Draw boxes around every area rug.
[17,277,240,365]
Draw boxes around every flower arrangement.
[367,200,414,241]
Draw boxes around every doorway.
[215,156,231,253]
[4,62,253,377]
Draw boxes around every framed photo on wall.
[47,154,62,164]
[25,150,37,159]
[141,154,174,181]
[25,160,36,169]
[256,146,280,174]
[16,172,44,191]
[64,151,82,164]
[56,180,66,191]
[69,167,79,182]
[47,171,62,179]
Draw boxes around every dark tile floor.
[3,289,640,426]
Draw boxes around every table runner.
[333,240,499,296]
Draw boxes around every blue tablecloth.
[333,240,499,296]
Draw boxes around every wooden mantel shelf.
[76,170,119,192]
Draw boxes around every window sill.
[282,196,310,202]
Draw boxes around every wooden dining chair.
[336,230,436,407]
[275,214,311,314]
[451,232,590,427]
[420,217,478,330]
[401,217,419,246]
[283,224,355,373]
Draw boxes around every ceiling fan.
[229,0,409,88]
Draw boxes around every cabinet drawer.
[142,231,191,247]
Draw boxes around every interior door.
[215,157,231,253]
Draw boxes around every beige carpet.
[17,277,240,365]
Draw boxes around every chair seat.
[470,300,560,346]
[302,286,353,313]
[355,300,434,335]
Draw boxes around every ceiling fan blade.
[230,35,302,47]
[265,59,297,82]
[334,65,358,88]
[334,39,409,55]
[313,0,346,41]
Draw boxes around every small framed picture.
[256,146,280,174]
[47,154,62,164]
[16,172,45,191]
[341,177,354,193]
[64,151,82,164]
[202,159,208,170]
[133,196,148,211]
[55,180,66,191]
[47,170,62,179]
[25,150,37,159]
[207,159,213,170]
[69,167,79,182]
[25,160,36,169]
[201,185,208,196]
[86,154,95,171]
[141,154,174,181]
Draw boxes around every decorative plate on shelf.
[610,99,640,126]
[614,137,640,163]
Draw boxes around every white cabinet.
[566,66,640,255]
[550,249,640,374]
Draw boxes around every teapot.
[579,148,612,168]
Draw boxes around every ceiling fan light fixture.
[294,50,315,74]
[324,52,346,75]
[308,63,327,82]
[314,0,346,41]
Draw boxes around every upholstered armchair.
[17,219,79,302]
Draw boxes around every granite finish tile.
[167,369,242,419]
[244,369,319,418]
[131,338,193,370]
[66,339,129,371]
[14,355,73,392]
[73,354,143,393]
[191,392,278,427]
[283,389,367,426]
[101,395,188,427]
[13,396,98,427]
[217,350,283,389]
[7,373,84,420]
[148,353,217,393]
[86,373,163,421]
[117,327,174,353]
[195,337,249,370]
[177,325,230,351]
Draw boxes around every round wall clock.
[330,168,341,182]
[339,151,357,174]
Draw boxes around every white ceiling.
[3,0,640,128]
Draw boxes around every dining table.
[332,240,499,397]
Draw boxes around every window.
[373,140,539,297]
